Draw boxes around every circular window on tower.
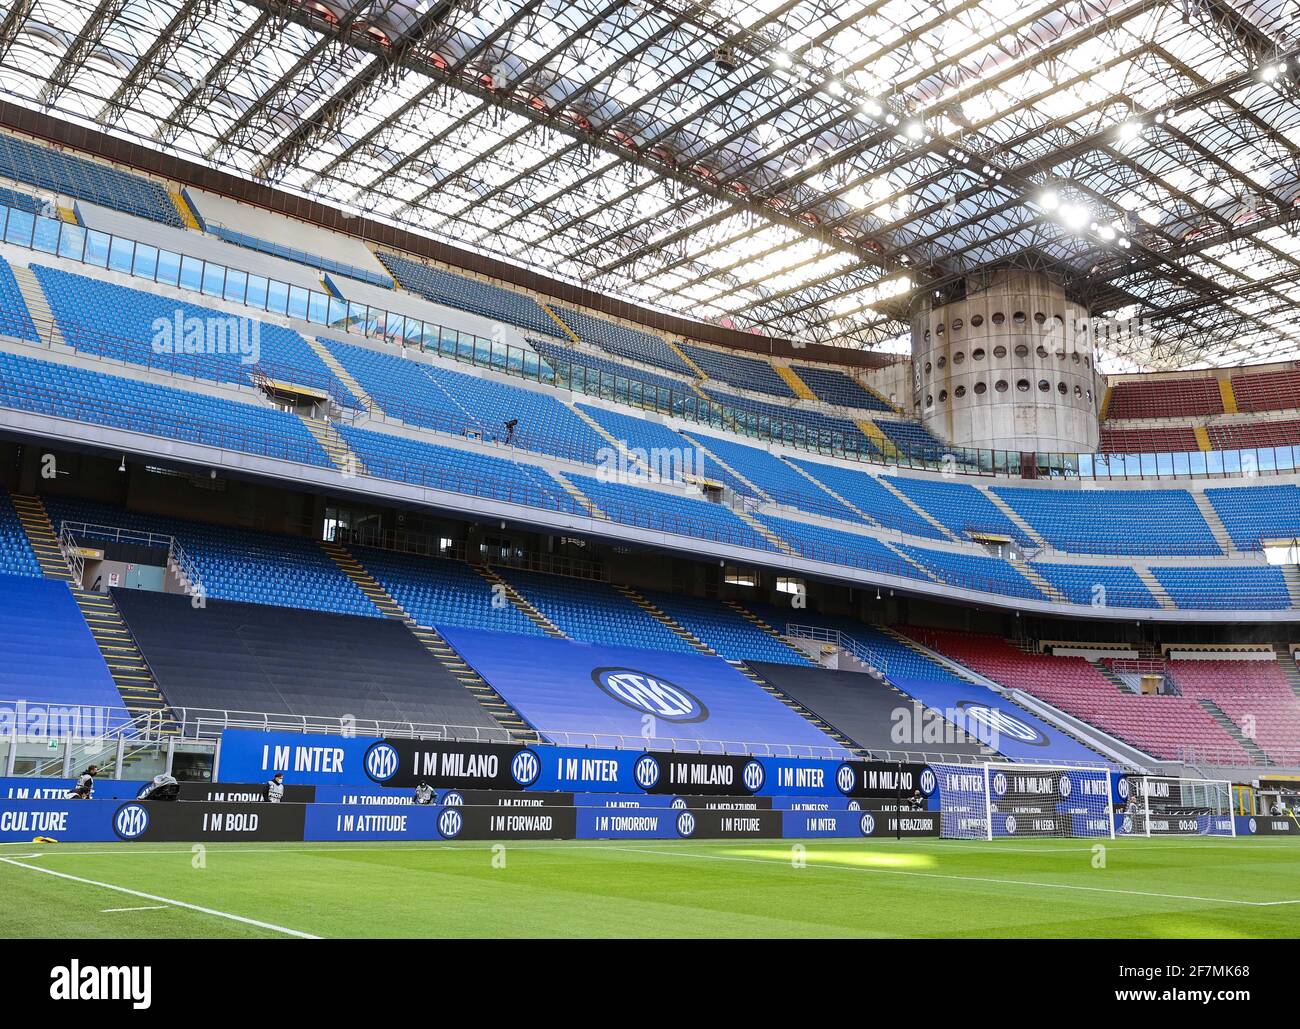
[1038,379,1050,392]
[995,379,1009,393]
[1034,312,1047,325]
[971,314,984,327]
[925,361,932,376]
[955,385,967,398]
[1015,343,1030,358]
[993,344,1008,359]
[926,394,934,407]
[938,389,948,403]
[974,381,987,395]
[1058,381,1068,395]
[937,355,947,369]
[1013,311,1027,325]
[992,312,1006,325]
[936,323,945,336]
[972,347,986,361]
[1036,344,1048,358]
[953,351,965,365]
[952,318,964,333]
[1017,379,1030,392]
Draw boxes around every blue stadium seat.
[0,573,129,716]
[701,386,878,453]
[33,265,357,406]
[0,133,183,227]
[1152,565,1292,610]
[575,407,753,494]
[640,590,811,665]
[551,306,695,376]
[206,225,393,289]
[0,350,332,467]
[1029,562,1161,608]
[0,255,38,342]
[529,337,696,413]
[992,486,1222,556]
[44,497,378,618]
[680,342,795,398]
[754,514,923,578]
[788,460,948,539]
[898,545,1046,601]
[498,568,697,652]
[873,419,949,458]
[0,491,41,578]
[791,364,894,412]
[337,424,584,514]
[1205,485,1300,550]
[887,477,1034,546]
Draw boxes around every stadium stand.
[638,590,811,665]
[0,573,130,718]
[873,419,948,457]
[685,431,860,519]
[700,386,875,450]
[528,337,696,411]
[0,132,183,227]
[679,341,796,397]
[0,185,46,215]
[991,486,1221,555]
[0,491,41,578]
[887,476,1034,546]
[754,514,920,576]
[1027,562,1161,608]
[1166,658,1300,765]
[115,589,499,729]
[911,630,1252,763]
[898,546,1045,601]
[44,497,378,618]
[550,305,696,376]
[1230,368,1300,414]
[1151,565,1293,610]
[1206,485,1300,548]
[1098,425,1202,453]
[33,265,357,403]
[789,364,894,412]
[789,460,947,539]
[205,225,393,289]
[375,252,563,339]
[1105,376,1224,419]
[0,255,39,341]
[1206,419,1300,451]
[0,350,333,467]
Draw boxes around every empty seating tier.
[1206,485,1300,549]
[790,460,947,539]
[687,432,859,519]
[1099,425,1201,454]
[115,589,500,730]
[1206,419,1300,451]
[1105,376,1223,419]
[1230,368,1300,413]
[0,490,41,578]
[887,476,1034,546]
[528,337,695,412]
[551,305,695,376]
[576,407,752,495]
[680,341,795,398]
[639,591,811,665]
[0,256,38,342]
[790,364,893,412]
[1151,565,1292,610]
[898,546,1045,601]
[1028,562,1160,608]
[1167,659,1300,765]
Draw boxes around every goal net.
[932,762,1115,840]
[1118,775,1235,837]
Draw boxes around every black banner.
[365,738,537,791]
[175,782,316,804]
[638,753,764,795]
[834,760,934,799]
[861,812,941,837]
[436,802,578,840]
[437,789,574,808]
[110,801,306,842]
[675,808,782,839]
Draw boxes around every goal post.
[930,762,1116,839]
[1118,775,1235,837]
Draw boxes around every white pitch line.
[603,845,1300,908]
[0,857,321,938]
[101,906,167,913]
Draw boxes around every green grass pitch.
[1,836,1296,938]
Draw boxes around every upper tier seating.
[686,432,860,520]
[528,337,695,412]
[1206,419,1300,451]
[376,251,563,339]
[873,418,948,458]
[349,548,544,636]
[44,497,378,618]
[1206,485,1300,548]
[1106,376,1223,419]
[1028,562,1161,608]
[497,568,696,652]
[575,406,752,495]
[700,386,876,452]
[991,486,1221,555]
[755,514,922,578]
[1230,368,1300,414]
[206,225,393,289]
[790,364,893,412]
[1167,659,1300,765]
[0,255,38,342]
[325,337,605,462]
[115,589,500,729]
[0,573,129,719]
[569,474,780,552]
[551,305,695,376]
[0,491,40,578]
[0,350,331,467]
[789,460,947,539]
[34,265,356,404]
[337,425,584,515]
[680,341,795,398]
[887,477,1034,546]
[913,630,1251,763]
[639,590,811,665]
[0,133,183,227]
[1151,565,1292,610]
[898,546,1045,602]
[0,185,45,215]
[1099,425,1201,454]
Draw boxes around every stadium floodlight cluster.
[932,764,1236,840]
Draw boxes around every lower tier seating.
[0,490,40,578]
[1152,565,1292,610]
[1167,659,1300,765]
[115,589,500,730]
[639,590,811,665]
[0,573,128,718]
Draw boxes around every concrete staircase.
[1275,646,1300,701]
[10,493,75,582]
[1280,565,1300,608]
[1009,556,1067,602]
[473,565,567,637]
[725,600,816,666]
[854,418,900,459]
[1091,659,1136,694]
[71,588,175,728]
[1196,698,1270,765]
[1133,566,1178,609]
[773,364,817,400]
[304,336,379,413]
[1191,491,1235,554]
[325,542,539,741]
[981,489,1050,548]
[616,585,714,654]
[551,471,607,519]
[786,460,874,522]
[875,475,958,540]
[682,432,771,500]
[300,415,367,475]
[8,264,62,346]
[733,505,797,554]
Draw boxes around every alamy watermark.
[151,310,260,365]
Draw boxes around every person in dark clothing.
[266,772,285,803]
[504,418,518,445]
[69,765,99,799]
[908,788,925,811]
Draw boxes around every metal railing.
[785,624,891,677]
[57,521,206,597]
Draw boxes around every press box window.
[724,566,758,587]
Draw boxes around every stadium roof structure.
[0,0,1298,369]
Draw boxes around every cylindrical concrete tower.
[912,271,1101,453]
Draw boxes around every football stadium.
[0,0,1296,975]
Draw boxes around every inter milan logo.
[848,800,861,812]
[859,813,876,837]
[991,771,1008,797]
[1058,775,1072,798]
[510,749,540,787]
[113,803,149,840]
[1118,777,1131,800]
[592,668,708,722]
[676,811,697,838]
[956,702,1046,745]
[835,763,856,795]
[670,797,688,810]
[1004,815,1018,835]
[1122,815,1134,835]
[634,754,660,790]
[441,791,464,807]
[1248,818,1257,834]
[364,742,400,783]
[919,767,936,796]
[741,760,764,794]
[437,807,463,839]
